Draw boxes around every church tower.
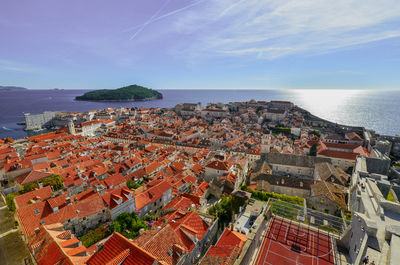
[68,120,75,135]
[261,133,271,153]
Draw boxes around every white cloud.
[165,0,400,59]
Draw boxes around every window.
[34,209,40,214]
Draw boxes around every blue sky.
[1,0,400,89]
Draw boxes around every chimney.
[38,182,43,189]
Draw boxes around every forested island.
[75,85,163,101]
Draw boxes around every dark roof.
[262,153,331,168]
[254,174,313,190]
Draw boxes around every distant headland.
[75,84,163,102]
[0,85,28,91]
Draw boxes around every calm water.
[0,89,399,139]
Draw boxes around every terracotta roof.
[87,232,157,265]
[310,181,347,209]
[102,185,134,210]
[16,191,105,238]
[314,162,349,186]
[135,180,171,211]
[163,194,199,212]
[201,227,246,265]
[345,132,363,141]
[318,150,358,160]
[14,186,53,209]
[28,223,89,265]
[133,224,187,265]
[104,173,126,188]
[205,161,231,171]
[15,170,53,185]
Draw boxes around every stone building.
[204,160,233,182]
[258,152,331,179]
[338,157,400,265]
[101,186,136,220]
[135,180,173,217]
[24,111,59,130]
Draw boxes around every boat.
[16,121,26,125]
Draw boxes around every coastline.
[1,89,400,140]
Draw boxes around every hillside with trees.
[75,84,162,101]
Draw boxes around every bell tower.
[261,133,271,153]
[68,120,75,135]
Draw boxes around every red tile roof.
[133,224,187,265]
[16,191,105,238]
[135,180,171,211]
[14,186,53,209]
[15,170,53,185]
[201,228,247,265]
[102,186,134,210]
[206,161,231,171]
[104,173,126,188]
[87,232,157,265]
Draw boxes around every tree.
[127,180,141,190]
[110,212,149,239]
[309,143,318,156]
[80,225,111,247]
[208,195,246,229]
[22,175,64,193]
[309,130,321,137]
[6,192,18,212]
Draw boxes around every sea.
[0,89,399,140]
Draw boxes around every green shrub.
[309,130,321,137]
[318,225,338,233]
[343,210,353,221]
[22,175,63,193]
[309,143,317,156]
[80,225,111,247]
[272,127,291,135]
[387,189,396,202]
[241,185,304,206]
[6,192,19,212]
[110,212,150,239]
[127,180,142,190]
[208,195,246,229]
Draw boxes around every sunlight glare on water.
[289,89,363,124]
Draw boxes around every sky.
[1,0,400,90]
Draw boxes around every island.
[0,85,28,91]
[75,84,162,101]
